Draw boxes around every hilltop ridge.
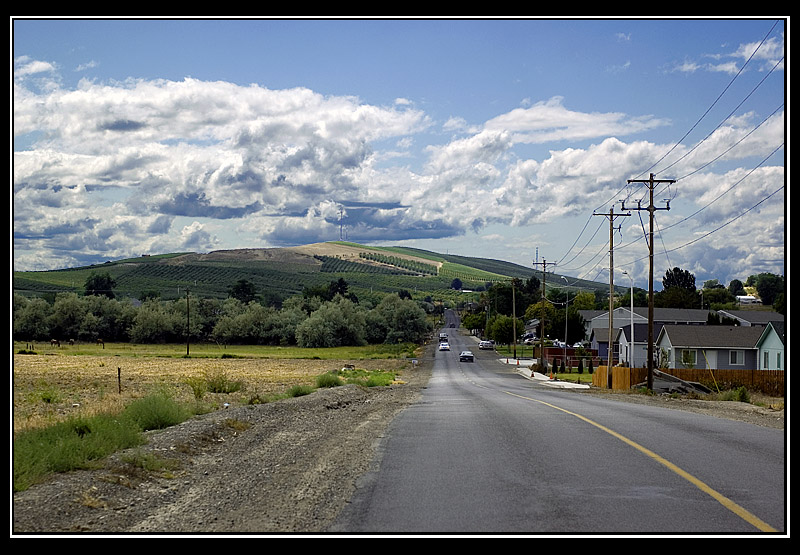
[13,241,612,302]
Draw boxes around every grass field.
[12,341,418,434]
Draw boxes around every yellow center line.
[503,390,778,533]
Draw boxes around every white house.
[756,321,785,371]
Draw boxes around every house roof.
[716,310,785,325]
[591,307,710,323]
[656,325,764,349]
[756,321,786,348]
[590,327,623,342]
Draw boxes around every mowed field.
[12,341,416,434]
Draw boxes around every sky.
[12,17,787,291]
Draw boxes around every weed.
[286,385,315,397]
[316,372,344,388]
[204,368,243,394]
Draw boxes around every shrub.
[122,393,191,431]
[204,369,243,394]
[286,385,315,397]
[316,372,344,388]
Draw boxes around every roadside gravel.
[12,348,783,536]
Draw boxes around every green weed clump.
[204,369,244,394]
[719,386,751,403]
[13,393,193,492]
[122,393,191,431]
[14,414,144,491]
[316,372,344,388]
[286,384,316,397]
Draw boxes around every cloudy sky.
[12,18,786,289]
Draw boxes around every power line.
[623,174,674,391]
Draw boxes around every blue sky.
[13,17,786,290]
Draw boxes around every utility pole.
[623,173,674,391]
[593,205,630,387]
[532,258,553,371]
[186,289,190,357]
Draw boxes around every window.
[763,351,770,370]
[729,350,745,365]
[681,349,697,367]
[777,353,781,370]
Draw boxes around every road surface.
[331,315,785,535]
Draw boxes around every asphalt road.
[331,315,785,536]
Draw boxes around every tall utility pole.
[532,258,553,370]
[186,289,190,357]
[593,205,630,387]
[623,173,674,391]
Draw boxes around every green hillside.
[13,242,616,304]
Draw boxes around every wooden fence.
[592,365,784,396]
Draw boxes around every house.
[756,321,785,371]
[617,323,654,368]
[583,308,710,364]
[583,307,710,342]
[589,327,622,364]
[655,325,764,370]
[715,309,784,327]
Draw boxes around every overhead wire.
[556,19,784,277]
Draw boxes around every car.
[478,340,494,350]
[523,337,538,345]
[459,351,474,362]
[438,342,450,351]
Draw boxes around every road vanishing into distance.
[331,310,785,535]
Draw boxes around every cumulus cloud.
[13,59,784,285]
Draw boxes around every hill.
[13,241,616,303]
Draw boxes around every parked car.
[459,351,474,362]
[438,342,450,351]
[523,337,538,345]
[478,340,494,350]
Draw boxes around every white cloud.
[13,60,784,286]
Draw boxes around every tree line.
[13,273,433,348]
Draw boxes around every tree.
[295,296,367,348]
[754,273,784,306]
[662,267,696,291]
[13,295,52,340]
[450,278,463,290]
[656,267,699,309]
[84,272,116,299]
[728,279,746,297]
[228,279,257,304]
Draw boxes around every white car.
[438,342,450,351]
[478,340,494,350]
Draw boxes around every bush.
[286,385,315,397]
[316,372,344,388]
[204,369,243,394]
[122,393,191,431]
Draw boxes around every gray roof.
[657,325,764,349]
[716,310,785,325]
[591,308,710,323]
[590,327,623,342]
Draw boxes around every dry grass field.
[12,342,413,434]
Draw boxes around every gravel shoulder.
[12,348,784,536]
